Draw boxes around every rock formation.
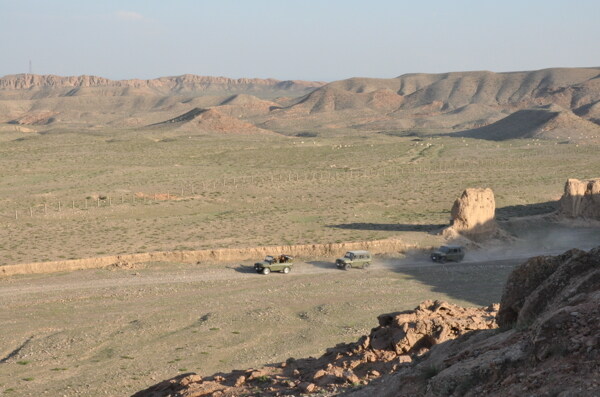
[134,246,600,397]
[348,246,600,397]
[0,73,324,94]
[442,188,499,241]
[559,178,600,219]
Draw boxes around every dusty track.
[0,256,518,298]
[0,238,418,278]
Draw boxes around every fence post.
[72,200,75,209]
[44,203,47,214]
[15,210,18,220]
[58,201,61,212]
[97,198,100,207]
[29,207,33,217]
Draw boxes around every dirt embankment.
[0,238,416,278]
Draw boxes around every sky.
[0,0,598,82]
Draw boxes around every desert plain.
[1,68,600,396]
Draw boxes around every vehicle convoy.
[430,245,465,263]
[254,254,293,275]
[335,250,372,270]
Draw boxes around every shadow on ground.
[496,201,558,220]
[228,265,257,274]
[327,223,446,233]
[307,260,339,270]
[389,260,518,307]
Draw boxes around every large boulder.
[443,188,498,240]
[559,178,600,219]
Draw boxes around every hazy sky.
[1,0,598,81]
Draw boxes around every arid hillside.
[1,68,599,142]
[0,74,324,98]
[260,67,600,139]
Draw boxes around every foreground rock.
[132,301,498,396]
[559,178,600,219]
[347,246,600,397]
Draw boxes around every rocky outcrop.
[347,246,600,397]
[442,188,499,241]
[559,178,600,219]
[0,73,324,94]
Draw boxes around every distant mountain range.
[1,68,599,142]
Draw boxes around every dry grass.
[1,130,599,265]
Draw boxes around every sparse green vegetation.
[1,132,598,266]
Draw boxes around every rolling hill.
[1,68,599,141]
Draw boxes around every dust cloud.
[376,223,600,268]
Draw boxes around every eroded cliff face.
[0,74,324,94]
[559,178,600,219]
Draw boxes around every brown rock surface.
[442,187,499,241]
[559,178,600,219]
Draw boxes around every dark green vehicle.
[335,250,372,270]
[430,245,465,263]
[254,254,294,275]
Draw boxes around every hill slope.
[149,107,276,135]
[455,104,600,142]
[1,68,599,139]
[252,67,600,137]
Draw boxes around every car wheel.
[283,267,290,274]
[363,262,370,269]
[344,263,351,270]
[439,257,446,264]
[262,267,271,275]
